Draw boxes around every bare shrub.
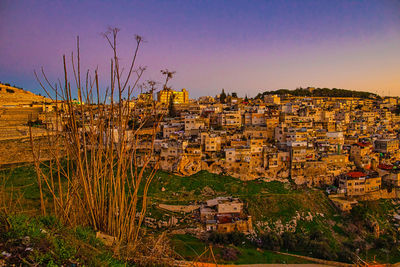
[31,28,163,258]
[0,174,23,216]
[131,232,175,266]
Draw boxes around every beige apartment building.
[339,171,381,196]
[374,139,399,154]
[157,88,189,104]
[203,134,222,152]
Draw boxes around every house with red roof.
[338,171,381,196]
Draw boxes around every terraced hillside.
[0,83,50,106]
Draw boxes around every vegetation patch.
[0,213,129,266]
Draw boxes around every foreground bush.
[0,213,129,266]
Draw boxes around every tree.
[220,89,226,103]
[220,247,241,261]
[168,94,176,117]
[260,232,282,251]
[309,240,337,260]
[393,105,400,115]
[351,204,369,222]
[231,92,237,98]
[282,231,297,251]
[161,69,175,90]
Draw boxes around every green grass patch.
[233,247,313,264]
[148,170,293,204]
[170,234,312,264]
[171,234,208,259]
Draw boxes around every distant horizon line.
[1,81,398,99]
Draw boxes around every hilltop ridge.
[0,83,51,106]
[256,87,379,99]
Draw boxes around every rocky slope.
[0,83,51,106]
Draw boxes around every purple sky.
[1,0,400,98]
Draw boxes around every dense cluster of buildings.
[128,87,400,211]
[37,86,400,212]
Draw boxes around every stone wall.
[0,107,42,126]
[356,189,399,201]
[0,136,63,166]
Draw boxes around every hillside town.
[129,86,400,215]
[139,89,396,177]
[151,87,400,205]
[2,1,400,265]
[3,83,400,213]
[3,82,400,264]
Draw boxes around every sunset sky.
[0,0,399,98]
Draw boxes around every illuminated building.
[157,88,188,104]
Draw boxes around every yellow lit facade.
[157,88,189,104]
